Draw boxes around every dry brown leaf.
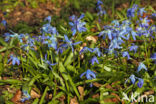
[30,89,41,99]
[70,96,78,104]
[93,82,102,87]
[11,90,22,103]
[86,36,98,43]
[78,86,84,100]
[92,93,99,98]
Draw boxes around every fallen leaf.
[11,90,22,103]
[70,96,78,104]
[78,86,84,100]
[86,36,98,43]
[93,82,102,87]
[92,93,99,98]
[30,89,41,99]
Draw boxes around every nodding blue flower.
[151,53,156,64]
[127,4,138,18]
[61,35,81,52]
[44,16,52,23]
[138,8,146,16]
[109,38,123,51]
[92,48,102,57]
[96,0,106,16]
[57,47,64,54]
[43,35,57,50]
[137,78,144,88]
[140,17,150,28]
[7,54,20,65]
[69,14,87,36]
[4,32,11,41]
[80,69,96,87]
[129,43,138,53]
[41,23,58,35]
[3,31,26,42]
[131,31,137,40]
[79,47,93,54]
[21,36,35,52]
[136,26,147,36]
[1,20,7,26]
[21,90,31,102]
[90,56,99,65]
[122,51,131,60]
[97,6,106,16]
[127,8,136,18]
[99,29,112,40]
[137,62,147,72]
[42,54,57,70]
[151,13,156,17]
[97,0,103,6]
[125,74,136,84]
[111,20,120,27]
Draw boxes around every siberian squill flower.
[92,47,102,57]
[7,54,20,65]
[99,28,112,40]
[122,51,131,60]
[151,53,156,64]
[21,90,31,102]
[137,78,144,88]
[80,69,96,87]
[125,74,136,84]
[127,4,138,18]
[60,35,81,52]
[42,54,57,70]
[44,16,52,23]
[90,56,99,65]
[69,14,87,36]
[129,43,138,53]
[140,17,150,28]
[137,62,147,72]
[137,8,146,16]
[1,20,7,27]
[79,47,93,54]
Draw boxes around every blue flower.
[44,16,52,23]
[137,62,147,72]
[61,35,81,52]
[1,20,7,26]
[21,90,31,102]
[99,29,112,40]
[129,74,136,84]
[140,17,150,28]
[151,53,156,64]
[137,78,144,88]
[131,31,137,40]
[127,4,138,18]
[97,0,103,5]
[92,48,102,57]
[69,14,87,36]
[90,56,99,65]
[80,69,96,87]
[137,8,146,16]
[7,54,20,65]
[42,54,57,70]
[3,32,11,41]
[43,35,57,50]
[97,6,106,16]
[41,23,58,35]
[129,43,138,53]
[79,47,93,54]
[122,51,131,60]
[151,13,156,17]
